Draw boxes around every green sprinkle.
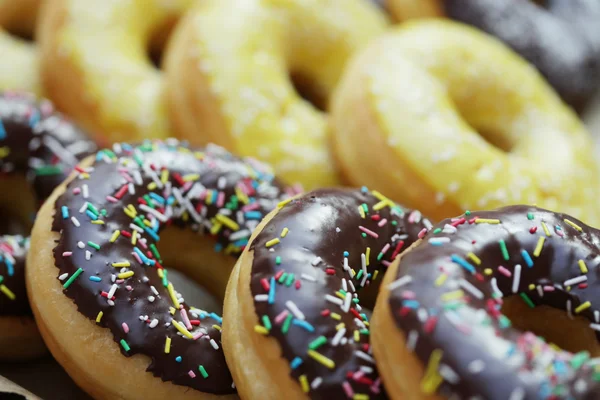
[360,329,370,335]
[143,195,155,208]
[352,298,359,304]
[275,256,281,265]
[101,209,108,217]
[527,212,534,220]
[308,336,327,350]
[150,244,161,262]
[499,240,509,261]
[433,228,442,234]
[0,276,4,284]
[443,301,464,311]
[120,339,130,352]
[361,233,367,238]
[63,268,83,289]
[282,314,293,334]
[35,165,63,176]
[133,216,145,228]
[520,293,535,308]
[278,272,287,284]
[87,203,100,216]
[377,253,383,261]
[262,315,272,331]
[391,220,398,226]
[465,210,471,216]
[356,270,364,280]
[285,273,295,287]
[361,204,368,214]
[88,241,100,250]
[570,351,590,369]
[162,269,169,287]
[498,315,511,328]
[198,365,209,378]
[593,371,600,382]
[133,153,144,166]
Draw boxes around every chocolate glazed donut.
[444,0,600,113]
[374,206,600,399]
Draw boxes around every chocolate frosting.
[250,188,432,399]
[52,140,290,393]
[0,91,97,316]
[443,0,600,113]
[389,205,600,399]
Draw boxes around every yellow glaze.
[165,0,388,189]
[332,20,600,226]
[385,0,442,21]
[37,0,195,142]
[0,0,42,94]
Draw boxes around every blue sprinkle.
[167,196,176,206]
[209,313,222,324]
[343,251,349,257]
[450,254,475,274]
[292,319,315,332]
[175,356,182,363]
[360,313,369,322]
[0,120,6,140]
[133,247,154,266]
[86,210,98,221]
[61,206,69,219]
[198,312,207,320]
[214,243,223,252]
[403,300,420,309]
[244,211,263,220]
[144,227,160,242]
[149,192,165,204]
[89,276,102,282]
[268,277,276,304]
[233,239,249,248]
[28,111,40,127]
[521,249,533,268]
[361,186,368,193]
[5,260,13,277]
[290,357,303,369]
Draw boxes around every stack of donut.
[0,0,599,399]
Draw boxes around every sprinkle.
[199,365,209,378]
[89,276,101,282]
[168,283,180,309]
[307,350,335,369]
[541,221,551,236]
[70,216,80,227]
[265,238,280,248]
[498,266,512,277]
[165,337,171,353]
[172,320,193,339]
[450,255,475,274]
[421,349,443,394]
[281,227,289,237]
[299,375,309,393]
[466,252,481,265]
[499,240,509,260]
[122,323,129,333]
[475,218,500,224]
[533,237,545,257]
[564,276,587,287]
[277,198,292,208]
[286,300,305,320]
[112,261,131,268]
[564,219,583,232]
[521,250,533,267]
[520,293,535,308]
[358,226,378,238]
[120,339,130,352]
[63,268,84,289]
[110,230,120,242]
[0,285,15,300]
[88,241,100,250]
[459,279,484,299]
[576,301,592,314]
[96,311,103,323]
[254,325,269,335]
[58,273,69,281]
[579,259,589,274]
[512,265,521,293]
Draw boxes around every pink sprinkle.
[120,171,133,183]
[359,226,379,238]
[408,211,420,223]
[377,218,388,227]
[382,260,391,267]
[106,196,118,203]
[181,308,193,330]
[62,252,73,257]
[353,370,365,380]
[371,378,382,394]
[132,252,143,264]
[380,243,390,256]
[73,188,81,195]
[217,192,225,207]
[543,286,555,292]
[274,310,289,325]
[417,228,428,239]
[116,279,125,284]
[139,240,148,250]
[401,291,416,299]
[122,323,129,333]
[193,332,204,341]
[126,285,133,291]
[188,371,196,378]
[182,181,193,192]
[497,266,512,277]
[342,381,354,398]
[242,202,260,211]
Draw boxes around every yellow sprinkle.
[123,207,136,218]
[466,252,481,265]
[549,343,561,352]
[353,395,369,400]
[373,270,379,281]
[280,227,289,238]
[169,307,176,315]
[112,261,131,268]
[354,330,360,342]
[157,269,164,278]
[254,325,269,335]
[366,247,371,266]
[484,268,493,276]
[236,187,249,205]
[117,271,134,279]
[96,311,103,323]
[168,283,180,309]
[371,190,390,203]
[172,320,193,339]
[212,325,222,331]
[215,214,240,231]
[330,313,341,320]
[564,219,583,232]
[80,173,90,179]
[131,230,138,245]
[91,220,105,225]
[335,292,345,300]
[441,290,464,302]
[299,375,309,393]
[0,285,15,300]
[335,323,345,331]
[373,200,388,211]
[265,238,280,248]
[579,260,589,274]
[475,218,500,224]
[421,349,443,394]
[210,222,222,235]
[183,173,199,182]
[148,182,157,190]
[350,269,356,278]
[110,230,120,243]
[358,205,365,219]
[277,198,292,208]
[0,147,10,158]
[575,301,592,314]
[161,169,169,184]
[533,237,545,257]
[182,212,189,222]
[528,284,535,291]
[143,219,152,227]
[307,350,335,369]
[434,273,447,287]
[541,221,551,236]
[165,337,172,353]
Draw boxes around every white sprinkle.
[335,227,341,233]
[468,360,485,374]
[311,377,323,389]
[285,300,305,320]
[210,339,219,350]
[406,330,418,351]
[130,223,144,233]
[590,323,600,331]
[360,273,369,288]
[564,275,587,287]
[140,204,168,222]
[254,294,269,302]
[459,279,484,299]
[325,294,343,306]
[342,292,352,313]
[512,264,521,293]
[439,364,459,384]
[443,224,457,234]
[491,278,504,298]
[387,275,413,291]
[150,285,158,295]
[509,387,525,400]
[567,300,573,319]
[355,350,375,364]
[58,273,69,281]
[148,296,155,303]
[82,184,89,198]
[111,274,116,283]
[71,216,81,227]
[107,300,115,306]
[301,273,316,282]
[537,285,544,298]
[77,241,85,249]
[107,284,118,299]
[361,253,367,273]
[85,250,92,260]
[311,257,322,266]
[429,237,450,244]
[595,310,599,323]
[332,328,346,346]
[78,202,88,213]
[348,280,356,293]
[229,230,251,241]
[149,319,159,328]
[342,279,347,292]
[343,257,350,271]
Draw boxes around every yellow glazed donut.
[37,0,195,142]
[331,20,600,226]
[165,0,388,190]
[0,0,43,94]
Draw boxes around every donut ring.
[27,140,290,399]
[223,188,431,399]
[374,206,600,399]
[0,0,43,94]
[37,0,195,142]
[0,91,96,361]
[165,0,387,189]
[331,20,600,226]
[385,0,600,112]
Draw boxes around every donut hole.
[147,16,180,69]
[502,296,600,356]
[0,175,36,231]
[474,127,514,153]
[290,71,328,112]
[3,25,34,43]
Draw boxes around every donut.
[37,0,195,142]
[0,375,41,400]
[0,0,43,94]
[331,20,600,227]
[373,205,600,399]
[27,139,291,399]
[223,188,432,399]
[164,0,387,189]
[0,91,96,360]
[385,0,600,113]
